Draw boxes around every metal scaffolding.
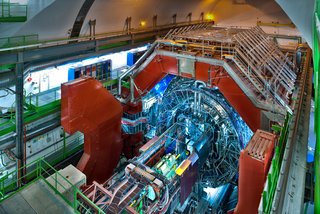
[233,27,296,109]
[155,26,298,114]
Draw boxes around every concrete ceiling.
[276,0,315,47]
[0,0,315,47]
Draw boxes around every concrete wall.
[6,0,300,40]
[14,0,85,40]
[276,0,315,46]
[0,0,55,38]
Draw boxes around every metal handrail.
[25,86,61,107]
[0,34,38,48]
[0,20,212,53]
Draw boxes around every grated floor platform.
[0,179,74,214]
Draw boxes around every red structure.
[132,55,173,98]
[234,130,276,214]
[61,77,123,184]
[121,100,144,158]
[203,62,262,131]
[130,54,262,131]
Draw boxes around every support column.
[153,15,157,29]
[172,14,177,25]
[89,19,96,40]
[187,12,192,23]
[130,76,135,103]
[15,53,24,184]
[125,17,132,34]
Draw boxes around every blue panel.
[152,75,175,96]
[307,153,314,163]
[127,52,134,66]
[165,141,176,154]
[68,68,75,81]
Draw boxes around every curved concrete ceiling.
[276,0,315,47]
[0,0,55,37]
[3,0,306,42]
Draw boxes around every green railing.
[261,113,292,213]
[0,158,105,213]
[25,86,61,107]
[0,88,61,137]
[313,1,320,212]
[0,0,27,22]
[0,34,38,48]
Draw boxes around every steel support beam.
[15,53,24,184]
[0,21,212,69]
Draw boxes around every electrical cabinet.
[127,50,146,66]
[68,60,112,81]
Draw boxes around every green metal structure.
[0,0,27,22]
[313,0,320,212]
[0,87,61,137]
[0,63,14,71]
[262,114,291,213]
[0,34,38,48]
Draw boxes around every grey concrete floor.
[0,179,74,214]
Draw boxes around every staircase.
[232,27,296,109]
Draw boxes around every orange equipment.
[61,77,123,184]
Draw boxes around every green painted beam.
[102,78,118,87]
[0,63,15,71]
[263,113,291,213]
[0,100,61,136]
[99,41,130,50]
[0,17,26,22]
[134,36,155,43]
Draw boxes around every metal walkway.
[0,179,74,214]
